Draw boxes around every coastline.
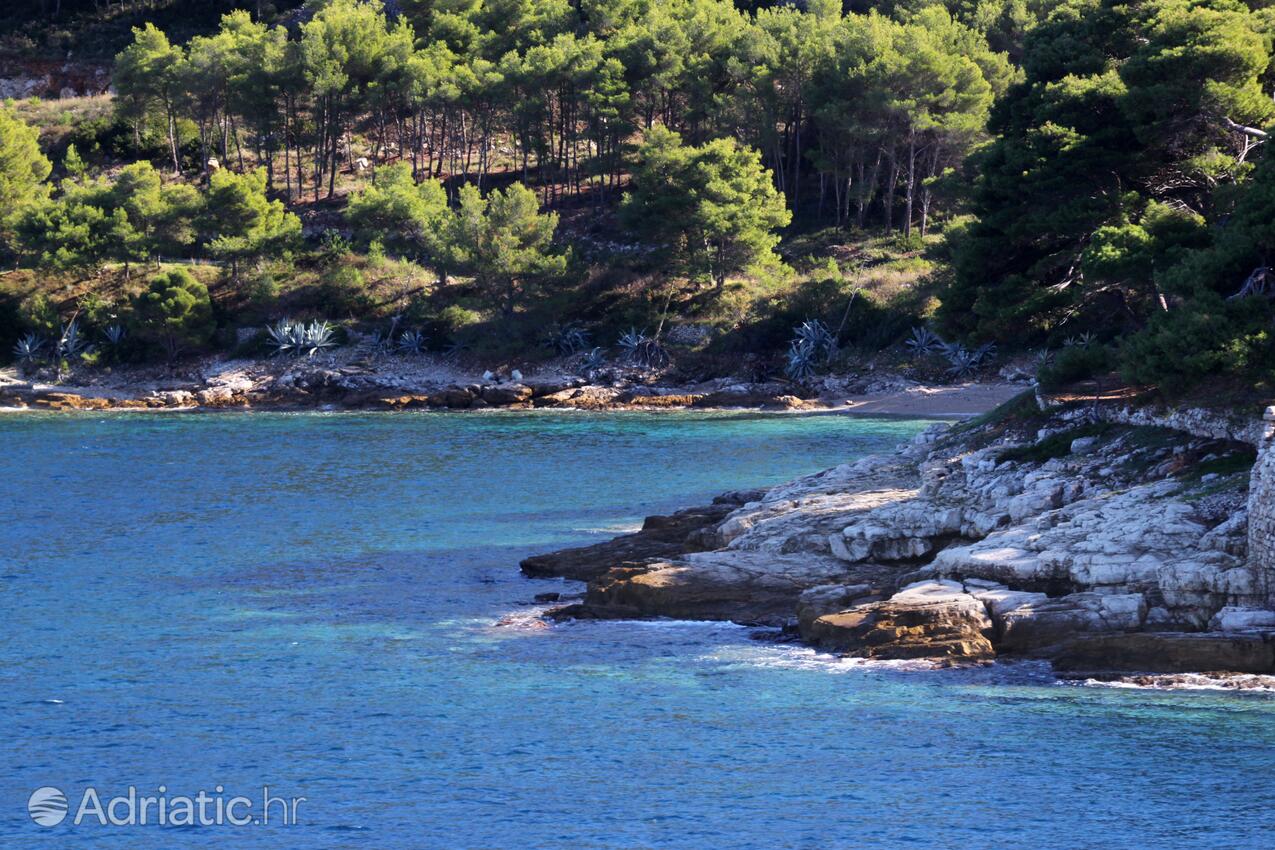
[0,355,1027,417]
[521,392,1275,679]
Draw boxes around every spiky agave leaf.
[617,327,647,357]
[12,332,45,364]
[545,324,590,356]
[396,329,426,355]
[579,346,607,370]
[794,319,837,361]
[266,319,299,356]
[944,345,981,380]
[784,338,817,382]
[57,319,90,359]
[300,320,337,357]
[905,326,944,355]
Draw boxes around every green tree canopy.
[345,163,450,270]
[0,105,52,248]
[942,0,1273,341]
[129,268,215,360]
[202,167,301,273]
[449,182,568,316]
[113,22,186,172]
[622,126,791,288]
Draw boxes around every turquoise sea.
[2,410,1274,849]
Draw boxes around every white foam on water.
[617,618,749,631]
[490,605,557,632]
[573,523,644,535]
[700,642,942,673]
[1075,673,1275,693]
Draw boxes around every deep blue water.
[2,410,1274,849]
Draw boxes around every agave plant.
[362,329,388,356]
[102,324,127,348]
[1063,331,1097,349]
[299,320,337,357]
[56,318,90,360]
[396,329,426,355]
[442,339,467,360]
[266,319,300,356]
[944,346,982,380]
[578,346,607,371]
[617,328,669,369]
[546,324,590,356]
[12,332,45,365]
[905,326,945,355]
[784,339,817,382]
[617,328,648,358]
[793,319,838,363]
[267,319,338,358]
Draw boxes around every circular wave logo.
[28,787,68,827]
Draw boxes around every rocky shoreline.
[0,354,1024,415]
[523,394,1275,676]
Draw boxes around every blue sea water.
[2,410,1274,850]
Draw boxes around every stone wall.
[1248,407,1275,605]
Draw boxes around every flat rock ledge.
[524,405,1275,674]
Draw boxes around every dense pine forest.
[2,0,1274,399]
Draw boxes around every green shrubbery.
[1037,344,1114,391]
[1118,295,1275,396]
[129,268,214,359]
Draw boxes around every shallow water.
[2,410,1273,849]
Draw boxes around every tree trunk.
[903,132,916,240]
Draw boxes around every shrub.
[77,290,120,329]
[18,292,60,337]
[436,304,482,338]
[317,266,373,317]
[129,268,214,360]
[1038,344,1113,391]
[1118,294,1275,395]
[245,269,280,309]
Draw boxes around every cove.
[2,410,1274,849]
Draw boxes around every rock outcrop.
[521,491,763,582]
[526,402,1275,673]
[803,580,995,663]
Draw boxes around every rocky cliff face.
[526,399,1275,672]
[1246,408,1275,608]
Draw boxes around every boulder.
[429,388,474,408]
[581,550,852,625]
[533,388,581,407]
[155,390,195,406]
[559,386,622,409]
[33,392,111,411]
[796,583,878,635]
[994,592,1146,653]
[1210,606,1275,631]
[832,502,963,563]
[622,394,700,408]
[375,394,431,410]
[481,384,534,405]
[804,580,995,663]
